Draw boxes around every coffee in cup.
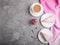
[33,5,41,13]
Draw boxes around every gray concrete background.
[0,0,48,45]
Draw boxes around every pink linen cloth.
[39,0,60,45]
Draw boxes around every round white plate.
[40,13,55,28]
[38,29,49,43]
[30,3,43,17]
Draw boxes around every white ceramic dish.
[40,13,55,28]
[38,29,49,43]
[30,3,43,17]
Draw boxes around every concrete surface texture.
[0,0,48,45]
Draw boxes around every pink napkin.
[39,0,60,45]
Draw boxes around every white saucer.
[30,3,43,17]
[38,29,49,43]
[40,13,55,28]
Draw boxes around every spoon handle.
[48,43,49,45]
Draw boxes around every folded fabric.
[39,0,60,45]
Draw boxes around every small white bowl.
[30,3,43,17]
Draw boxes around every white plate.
[40,13,55,28]
[30,3,43,17]
[38,29,49,43]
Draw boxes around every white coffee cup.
[30,3,43,17]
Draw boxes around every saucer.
[38,29,49,43]
[40,13,55,28]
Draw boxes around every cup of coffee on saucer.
[30,3,43,17]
